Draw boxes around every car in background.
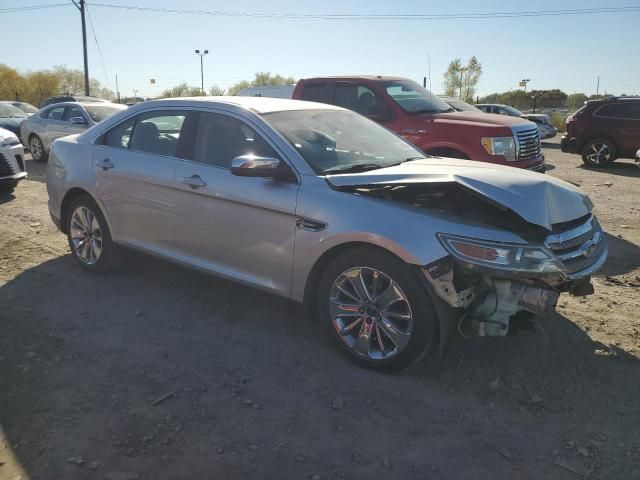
[0,101,39,116]
[21,101,127,162]
[561,97,640,167]
[438,95,482,112]
[0,127,26,193]
[40,95,110,108]
[0,103,28,136]
[476,103,558,139]
[47,96,605,370]
[292,76,545,171]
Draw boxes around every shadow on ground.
[1,253,638,479]
[0,190,16,205]
[577,161,640,178]
[600,232,640,277]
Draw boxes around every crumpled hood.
[326,158,593,231]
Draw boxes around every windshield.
[84,104,126,122]
[263,109,424,175]
[384,80,453,114]
[502,105,524,116]
[0,104,27,118]
[444,98,481,112]
[13,102,38,114]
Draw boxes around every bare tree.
[443,57,482,101]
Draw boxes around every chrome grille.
[516,127,542,160]
[0,153,15,177]
[545,215,606,277]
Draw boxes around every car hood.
[326,158,592,231]
[0,118,22,135]
[521,114,550,123]
[429,111,534,128]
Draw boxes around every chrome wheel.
[69,206,103,265]
[29,136,43,161]
[586,142,611,165]
[329,267,413,360]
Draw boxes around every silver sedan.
[46,97,607,370]
[20,101,126,162]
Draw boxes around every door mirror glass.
[231,155,285,179]
[70,116,88,125]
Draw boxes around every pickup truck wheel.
[581,139,616,167]
[317,247,437,371]
[67,196,119,272]
[29,135,48,162]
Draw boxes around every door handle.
[182,175,207,189]
[97,158,114,171]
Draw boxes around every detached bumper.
[561,135,578,154]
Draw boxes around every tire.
[29,134,48,162]
[0,181,18,193]
[317,247,438,371]
[581,138,616,167]
[66,195,119,272]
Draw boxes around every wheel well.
[60,188,92,234]
[302,242,404,313]
[578,135,617,154]
[423,147,469,160]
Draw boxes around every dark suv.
[561,97,640,167]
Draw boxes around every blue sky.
[2,0,639,98]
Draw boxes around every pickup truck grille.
[516,127,542,160]
[545,215,606,278]
[0,153,15,177]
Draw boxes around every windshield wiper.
[322,163,384,175]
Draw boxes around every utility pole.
[133,89,138,101]
[72,0,90,96]
[458,67,467,99]
[596,76,600,98]
[116,74,120,104]
[195,49,209,95]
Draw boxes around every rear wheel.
[317,247,437,371]
[67,196,119,272]
[581,138,616,167]
[29,134,48,162]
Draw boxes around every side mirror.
[366,105,393,123]
[70,116,88,125]
[230,155,292,181]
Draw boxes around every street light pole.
[521,78,530,94]
[457,67,468,99]
[195,49,209,95]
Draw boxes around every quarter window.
[102,117,136,149]
[193,112,279,168]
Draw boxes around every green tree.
[461,56,482,103]
[227,72,297,96]
[566,93,588,110]
[159,82,202,98]
[443,59,463,97]
[208,85,226,96]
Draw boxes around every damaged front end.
[423,214,606,337]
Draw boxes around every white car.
[0,127,26,193]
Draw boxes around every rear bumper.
[561,135,578,154]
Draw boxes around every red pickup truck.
[292,76,545,171]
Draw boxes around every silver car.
[46,97,607,370]
[20,101,126,162]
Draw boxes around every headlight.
[437,233,563,274]
[480,136,516,161]
[0,134,19,147]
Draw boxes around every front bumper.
[561,135,578,154]
[0,143,27,183]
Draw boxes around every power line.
[85,3,111,89]
[0,3,69,13]
[87,3,640,20]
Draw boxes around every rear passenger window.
[129,111,187,157]
[300,83,332,103]
[621,103,640,120]
[42,106,66,120]
[193,112,279,168]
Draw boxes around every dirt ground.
[1,138,639,480]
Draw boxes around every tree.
[159,82,202,98]
[227,72,297,96]
[21,70,59,107]
[461,56,482,103]
[566,93,587,109]
[208,85,226,96]
[443,59,462,97]
[0,64,24,101]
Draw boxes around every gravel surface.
[1,138,639,479]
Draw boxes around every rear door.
[172,110,299,296]
[92,109,196,252]
[42,105,69,147]
[594,102,640,156]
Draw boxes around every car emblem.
[582,239,596,258]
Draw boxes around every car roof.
[43,101,123,108]
[476,104,508,107]
[132,96,344,114]
[299,75,410,82]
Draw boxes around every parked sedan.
[0,103,27,136]
[476,103,558,139]
[21,101,126,162]
[0,101,39,116]
[47,97,606,370]
[0,127,26,193]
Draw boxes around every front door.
[92,109,193,253]
[173,110,299,296]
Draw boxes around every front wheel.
[29,135,48,163]
[581,138,616,167]
[317,247,438,371]
[67,196,119,272]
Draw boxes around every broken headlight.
[437,234,563,274]
[480,136,516,161]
